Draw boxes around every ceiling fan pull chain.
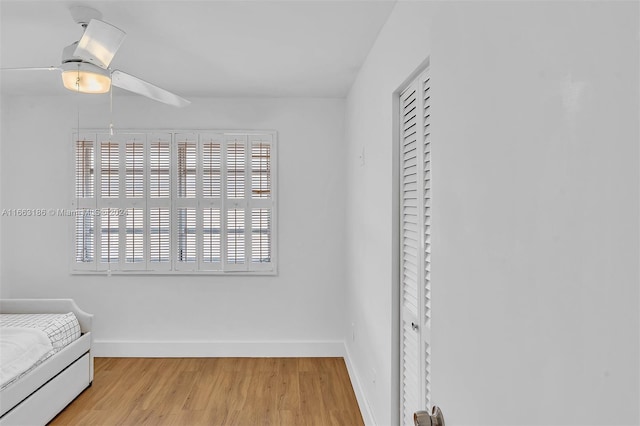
[77,63,83,146]
[109,83,114,136]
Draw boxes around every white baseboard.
[92,339,346,358]
[343,343,376,426]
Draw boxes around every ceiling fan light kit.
[61,62,111,94]
[2,6,190,107]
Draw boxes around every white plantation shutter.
[226,208,246,265]
[100,140,119,198]
[224,135,249,271]
[75,138,95,199]
[126,141,144,198]
[177,207,197,264]
[251,208,271,263]
[148,134,172,271]
[226,137,246,199]
[251,140,271,200]
[176,137,197,199]
[149,207,170,264]
[73,135,97,270]
[71,130,276,274]
[203,207,221,264]
[400,67,432,425]
[97,136,122,269]
[75,210,94,263]
[202,137,222,199]
[149,137,171,198]
[200,134,223,270]
[124,136,146,270]
[248,135,274,270]
[126,208,144,263]
[174,134,198,271]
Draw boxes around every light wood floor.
[49,357,364,426]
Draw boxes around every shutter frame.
[71,130,277,275]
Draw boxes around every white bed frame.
[0,299,93,426]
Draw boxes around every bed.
[0,299,93,426]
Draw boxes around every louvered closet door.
[400,67,432,426]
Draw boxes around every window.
[72,131,277,274]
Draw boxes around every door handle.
[411,322,419,331]
[414,406,445,426]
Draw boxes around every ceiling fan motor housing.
[61,42,82,64]
[69,5,102,26]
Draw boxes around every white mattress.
[0,313,81,390]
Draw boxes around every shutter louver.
[177,208,196,263]
[75,210,94,263]
[148,135,171,271]
[203,208,221,264]
[175,135,197,270]
[177,139,197,198]
[75,140,94,198]
[251,141,271,199]
[150,208,170,263]
[126,140,144,198]
[251,208,271,263]
[100,210,119,263]
[100,141,119,198]
[227,209,245,264]
[74,136,96,269]
[150,139,170,199]
[126,208,144,263]
[227,140,246,199]
[203,139,222,199]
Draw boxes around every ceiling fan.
[2,6,190,108]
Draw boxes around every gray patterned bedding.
[0,312,81,389]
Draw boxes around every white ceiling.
[0,0,396,98]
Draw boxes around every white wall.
[345,1,639,425]
[0,99,5,298]
[0,95,347,356]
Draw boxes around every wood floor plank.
[49,357,363,426]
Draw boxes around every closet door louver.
[422,70,432,410]
[400,67,432,426]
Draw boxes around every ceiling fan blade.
[74,19,126,69]
[1,67,61,72]
[111,70,191,108]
